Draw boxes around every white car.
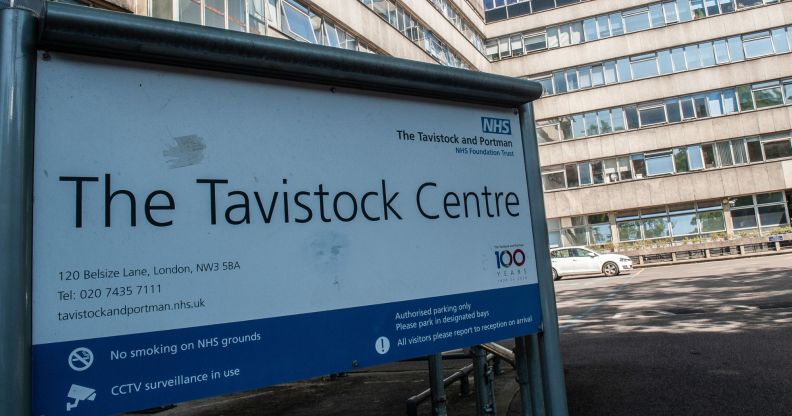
[550,246,633,280]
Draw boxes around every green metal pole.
[528,334,546,416]
[0,5,37,416]
[518,103,569,416]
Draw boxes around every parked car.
[549,246,633,280]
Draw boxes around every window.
[536,120,560,143]
[604,61,618,84]
[771,28,790,53]
[680,97,696,119]
[617,216,642,241]
[688,145,705,170]
[670,211,699,236]
[597,15,611,38]
[702,143,717,168]
[763,137,792,159]
[727,36,745,61]
[575,66,591,89]
[591,161,604,184]
[603,159,619,183]
[719,0,735,13]
[699,206,726,233]
[553,71,567,94]
[666,99,682,123]
[737,85,754,110]
[638,104,667,126]
[583,18,597,41]
[617,157,633,180]
[566,69,579,90]
[716,141,734,166]
[732,139,748,164]
[743,31,775,58]
[596,110,612,134]
[698,41,716,66]
[572,114,586,138]
[565,164,579,187]
[713,39,730,63]
[645,151,675,175]
[631,154,647,178]
[663,1,678,22]
[548,219,562,248]
[752,81,784,108]
[623,8,651,32]
[617,59,632,82]
[591,65,605,86]
[282,0,318,43]
[525,32,547,51]
[542,167,566,190]
[674,147,690,172]
[151,0,173,19]
[731,207,758,229]
[536,76,554,96]
[685,44,701,69]
[631,53,659,79]
[707,91,724,116]
[643,217,670,239]
[584,112,599,136]
[746,137,764,162]
[609,13,624,35]
[578,162,592,185]
[510,35,524,56]
[611,108,626,131]
[649,4,664,26]
[658,50,674,74]
[758,205,788,228]
[730,192,791,231]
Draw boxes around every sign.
[32,53,543,415]
[769,235,784,242]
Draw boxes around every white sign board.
[32,53,542,415]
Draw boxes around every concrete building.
[79,0,792,251]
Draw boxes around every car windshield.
[583,248,600,256]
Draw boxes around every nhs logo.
[481,117,511,135]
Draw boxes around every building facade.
[83,0,792,250]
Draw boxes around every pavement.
[128,253,792,416]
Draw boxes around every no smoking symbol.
[68,347,94,372]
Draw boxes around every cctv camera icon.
[66,384,96,411]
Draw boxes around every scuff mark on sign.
[309,231,350,289]
[163,134,206,169]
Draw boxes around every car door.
[571,248,599,273]
[550,249,576,274]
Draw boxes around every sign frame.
[0,1,568,414]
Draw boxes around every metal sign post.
[0,2,568,415]
[0,6,36,416]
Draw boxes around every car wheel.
[602,261,619,277]
[552,268,561,281]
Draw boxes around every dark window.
[746,138,764,162]
[666,99,682,123]
[565,164,579,187]
[531,0,556,13]
[625,106,640,130]
[764,139,792,160]
[702,144,717,168]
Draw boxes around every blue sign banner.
[34,285,541,415]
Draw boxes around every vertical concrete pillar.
[722,198,735,238]
[609,211,619,250]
